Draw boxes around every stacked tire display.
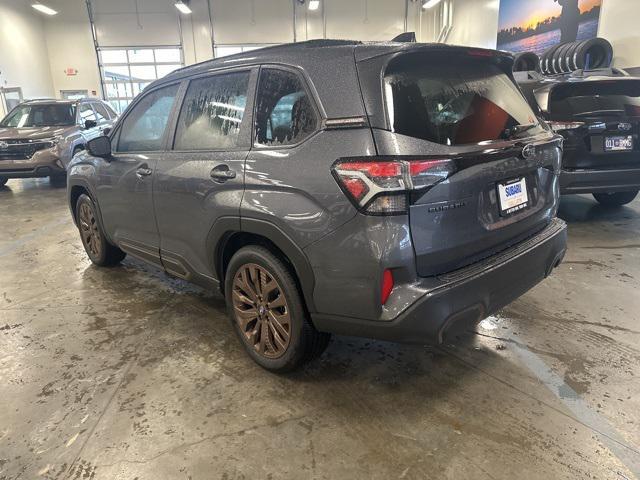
[511,37,613,75]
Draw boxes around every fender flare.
[206,217,317,313]
[67,178,110,241]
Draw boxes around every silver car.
[0,98,117,187]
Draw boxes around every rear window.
[549,80,640,119]
[384,54,543,145]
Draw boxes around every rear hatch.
[546,79,640,169]
[356,47,562,277]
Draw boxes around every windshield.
[549,80,640,119]
[0,104,76,127]
[384,54,544,145]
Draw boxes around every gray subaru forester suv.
[67,40,567,372]
[0,98,116,187]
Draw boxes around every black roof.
[23,98,103,105]
[164,39,511,83]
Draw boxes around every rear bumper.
[560,167,640,194]
[312,218,567,344]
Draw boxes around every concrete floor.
[1,178,639,480]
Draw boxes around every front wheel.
[593,190,638,207]
[75,193,126,266]
[225,246,330,373]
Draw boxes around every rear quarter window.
[254,69,318,147]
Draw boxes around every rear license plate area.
[604,135,633,152]
[497,177,529,216]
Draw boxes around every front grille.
[0,140,53,160]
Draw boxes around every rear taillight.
[332,157,455,215]
[549,121,585,132]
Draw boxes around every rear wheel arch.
[68,181,107,240]
[70,185,90,223]
[209,218,317,313]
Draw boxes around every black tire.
[574,37,613,70]
[0,177,7,187]
[554,43,574,74]
[225,245,330,373]
[593,191,639,207]
[541,43,563,75]
[75,193,126,266]
[50,174,67,187]
[513,52,539,72]
[565,41,582,72]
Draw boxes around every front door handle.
[136,166,152,178]
[210,164,236,183]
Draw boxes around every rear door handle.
[210,164,236,183]
[136,166,152,178]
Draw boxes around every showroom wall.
[442,0,500,49]
[597,0,640,70]
[43,0,102,99]
[2,0,640,108]
[0,0,55,113]
[429,0,640,69]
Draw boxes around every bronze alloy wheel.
[232,263,291,359]
[78,202,103,258]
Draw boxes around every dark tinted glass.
[118,84,178,152]
[1,104,75,127]
[384,54,544,145]
[255,69,317,146]
[79,104,96,122]
[174,72,249,150]
[104,104,118,119]
[93,103,110,122]
[549,80,640,119]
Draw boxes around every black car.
[516,68,640,206]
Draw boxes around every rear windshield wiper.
[503,122,539,139]
[573,109,625,117]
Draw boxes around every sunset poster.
[497,0,602,54]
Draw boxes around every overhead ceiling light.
[174,1,192,14]
[308,0,320,11]
[31,3,58,15]
[422,0,442,9]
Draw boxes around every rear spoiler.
[391,32,417,43]
[534,76,640,113]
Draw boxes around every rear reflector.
[381,269,394,305]
[332,157,456,215]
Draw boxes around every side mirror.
[87,136,111,158]
[84,119,97,130]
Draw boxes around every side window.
[79,103,96,123]
[255,69,318,146]
[117,84,179,152]
[104,104,118,119]
[93,103,110,123]
[174,71,249,150]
